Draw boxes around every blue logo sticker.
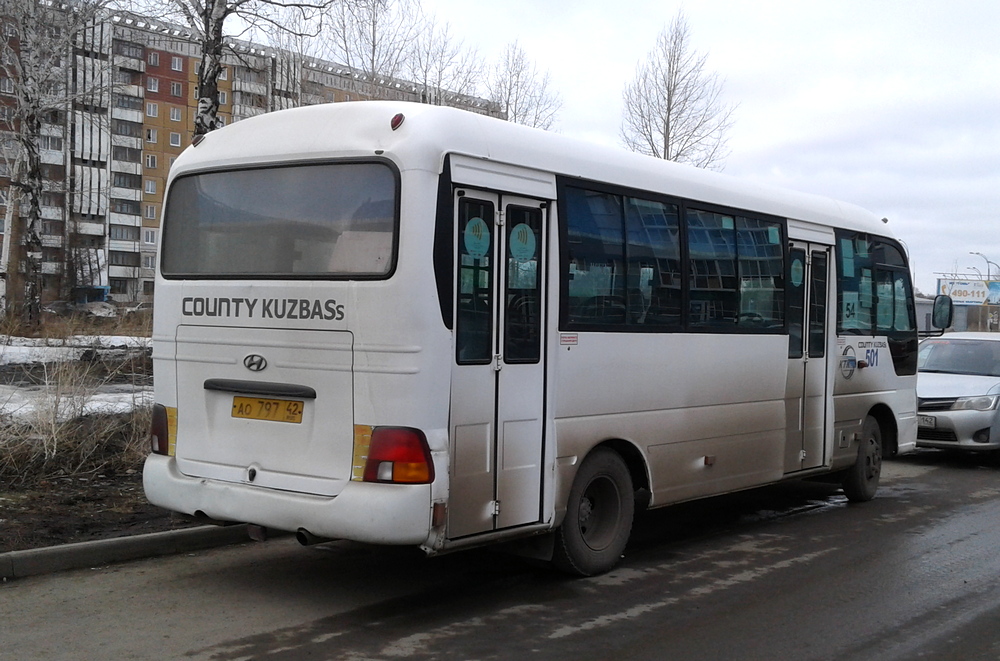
[509,223,536,262]
[464,217,490,259]
[791,258,804,287]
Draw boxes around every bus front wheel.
[842,416,882,502]
[552,448,634,576]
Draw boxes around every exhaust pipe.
[295,528,332,546]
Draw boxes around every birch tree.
[0,0,116,323]
[486,41,561,130]
[145,0,334,135]
[621,10,736,169]
[261,5,327,60]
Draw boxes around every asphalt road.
[3,450,1000,661]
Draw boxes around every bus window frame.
[555,176,788,335]
[834,231,915,336]
[159,157,402,281]
[834,230,918,374]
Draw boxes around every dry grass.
[38,310,152,340]
[0,311,153,488]
[0,411,151,487]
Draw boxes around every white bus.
[144,101,947,575]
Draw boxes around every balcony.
[75,222,106,236]
[40,150,64,166]
[109,212,141,226]
[110,187,142,201]
[115,55,145,73]
[111,108,143,123]
[110,162,141,176]
[232,105,266,121]
[301,93,327,106]
[111,135,142,150]
[109,239,140,252]
[109,265,140,278]
[232,78,268,95]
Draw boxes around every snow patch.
[0,335,152,422]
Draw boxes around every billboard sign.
[937,279,1000,305]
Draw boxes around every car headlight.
[951,396,1000,411]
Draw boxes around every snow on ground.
[0,335,152,422]
[0,386,154,421]
[0,335,151,366]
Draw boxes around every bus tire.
[552,448,634,576]
[842,416,882,502]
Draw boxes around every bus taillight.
[363,427,434,484]
[150,403,171,456]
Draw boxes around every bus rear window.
[161,162,397,278]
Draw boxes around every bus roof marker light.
[390,113,405,131]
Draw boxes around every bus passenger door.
[449,190,547,538]
[785,243,831,472]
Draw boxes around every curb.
[1,524,251,581]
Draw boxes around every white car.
[917,333,1000,453]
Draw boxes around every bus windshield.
[161,161,397,278]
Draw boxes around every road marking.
[549,547,837,639]
[377,604,546,657]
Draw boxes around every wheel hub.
[865,438,882,480]
[578,497,594,529]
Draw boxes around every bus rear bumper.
[142,454,433,546]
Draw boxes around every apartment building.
[0,12,502,307]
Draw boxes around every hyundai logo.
[243,354,267,372]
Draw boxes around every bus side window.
[564,187,625,327]
[788,249,806,358]
[456,198,495,364]
[736,217,784,329]
[625,197,681,329]
[504,206,542,363]
[687,209,738,328]
[808,251,828,358]
[836,234,874,334]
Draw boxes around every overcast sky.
[419,0,1000,295]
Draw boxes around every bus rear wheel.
[842,416,882,502]
[552,448,634,576]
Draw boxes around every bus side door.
[785,243,832,472]
[449,190,547,538]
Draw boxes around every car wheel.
[552,448,634,576]
[842,416,882,502]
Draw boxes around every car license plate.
[918,415,936,429]
[232,396,304,424]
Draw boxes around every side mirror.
[931,295,953,330]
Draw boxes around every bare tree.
[621,10,736,169]
[323,0,419,97]
[260,5,326,61]
[142,0,334,135]
[0,0,118,324]
[486,41,561,130]
[405,13,482,105]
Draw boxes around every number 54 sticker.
[841,291,861,329]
